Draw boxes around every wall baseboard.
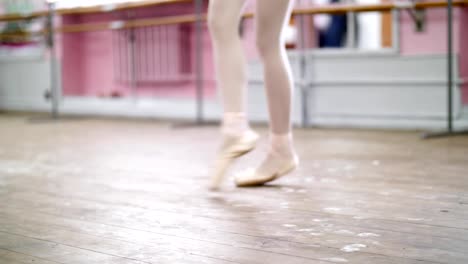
[1,53,467,130]
[2,96,468,131]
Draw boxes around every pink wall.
[61,2,216,98]
[60,0,315,99]
[400,8,460,55]
[60,1,468,104]
[400,7,468,104]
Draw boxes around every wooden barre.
[55,0,191,16]
[243,0,468,18]
[0,13,201,35]
[0,0,189,22]
[1,0,467,34]
[0,11,48,22]
[0,36,42,42]
[292,0,468,15]
[2,0,467,23]
[0,30,44,44]
[56,13,204,33]
[57,0,468,34]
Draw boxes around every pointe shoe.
[234,155,299,187]
[209,130,259,190]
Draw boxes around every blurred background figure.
[314,0,348,48]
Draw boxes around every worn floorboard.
[1,114,467,264]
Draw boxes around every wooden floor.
[0,113,467,264]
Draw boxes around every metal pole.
[392,9,400,53]
[129,27,137,100]
[194,0,204,124]
[421,0,468,138]
[346,12,356,49]
[447,0,453,132]
[297,6,308,128]
[47,1,59,119]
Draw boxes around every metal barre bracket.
[406,3,426,32]
[395,1,426,32]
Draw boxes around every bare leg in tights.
[208,0,298,189]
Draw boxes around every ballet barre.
[55,0,190,16]
[0,0,189,21]
[0,11,47,22]
[3,0,463,34]
[4,1,466,35]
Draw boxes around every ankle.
[269,132,296,157]
[222,112,249,136]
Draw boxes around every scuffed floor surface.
[1,113,468,264]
